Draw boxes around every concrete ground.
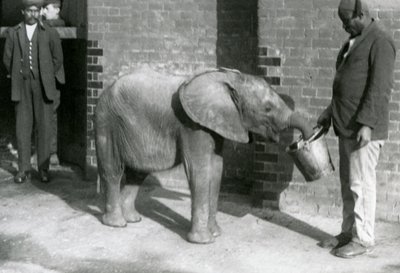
[1,157,400,273]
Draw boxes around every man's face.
[22,5,40,25]
[338,8,363,37]
[42,4,60,20]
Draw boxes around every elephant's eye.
[264,103,272,113]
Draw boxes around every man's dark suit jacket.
[331,19,396,140]
[3,21,63,102]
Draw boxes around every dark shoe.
[40,169,50,183]
[14,171,31,184]
[334,241,373,259]
[318,233,351,249]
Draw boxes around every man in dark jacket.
[3,0,64,183]
[42,0,66,165]
[317,0,396,258]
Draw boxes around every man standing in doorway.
[42,0,66,165]
[3,0,64,183]
[317,0,396,258]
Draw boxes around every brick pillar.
[85,40,103,178]
[252,45,286,208]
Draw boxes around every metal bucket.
[286,127,335,182]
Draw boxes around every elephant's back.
[98,68,187,172]
[100,67,186,120]
[116,68,186,102]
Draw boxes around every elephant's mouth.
[266,127,280,143]
[250,126,280,143]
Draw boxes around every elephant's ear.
[179,72,249,143]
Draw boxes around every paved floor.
[0,158,400,273]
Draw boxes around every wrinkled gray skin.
[95,67,313,244]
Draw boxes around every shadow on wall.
[216,0,259,195]
[216,0,259,74]
[217,0,294,204]
[216,0,298,206]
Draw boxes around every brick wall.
[86,0,400,221]
[86,0,261,191]
[257,0,400,222]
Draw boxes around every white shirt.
[343,38,356,58]
[25,23,37,41]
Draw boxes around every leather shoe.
[318,233,351,249]
[14,171,31,184]
[40,169,50,183]
[334,241,373,258]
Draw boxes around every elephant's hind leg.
[101,171,127,228]
[96,122,126,227]
[208,152,223,238]
[121,168,147,223]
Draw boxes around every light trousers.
[339,137,383,247]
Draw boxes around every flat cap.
[44,0,62,6]
[22,0,44,8]
[339,0,369,12]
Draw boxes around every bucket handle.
[298,125,328,142]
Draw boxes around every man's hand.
[317,106,332,130]
[356,125,372,148]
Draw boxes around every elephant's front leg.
[185,159,215,244]
[182,131,216,244]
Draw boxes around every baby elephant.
[95,67,313,244]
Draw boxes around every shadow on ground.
[2,163,400,273]
[31,170,193,242]
[31,167,331,245]
[0,234,191,273]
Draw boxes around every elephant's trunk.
[287,112,314,140]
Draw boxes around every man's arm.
[2,29,14,74]
[317,104,332,130]
[355,37,396,147]
[356,37,396,129]
[49,28,63,74]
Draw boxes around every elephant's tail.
[96,174,102,194]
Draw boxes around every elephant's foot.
[187,230,215,244]
[123,209,142,223]
[102,212,127,227]
[209,222,222,237]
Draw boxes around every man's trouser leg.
[339,137,383,247]
[50,89,60,155]
[31,76,53,172]
[15,78,34,173]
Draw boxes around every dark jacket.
[2,22,63,101]
[44,19,66,84]
[331,20,396,140]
